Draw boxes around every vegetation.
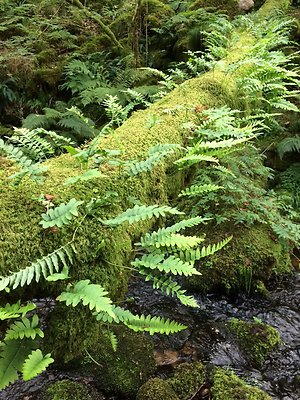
[0,0,299,398]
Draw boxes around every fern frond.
[139,232,204,251]
[175,154,219,169]
[179,184,223,197]
[277,136,300,159]
[178,236,233,262]
[140,269,199,308]
[132,253,200,276]
[107,331,118,352]
[0,244,75,291]
[5,315,43,340]
[125,314,187,335]
[64,169,104,186]
[40,198,84,228]
[22,349,54,381]
[0,339,33,390]
[102,204,184,226]
[57,280,115,318]
[0,302,36,320]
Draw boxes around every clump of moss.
[136,378,180,400]
[44,379,102,400]
[168,362,206,399]
[189,0,241,17]
[212,368,272,400]
[187,224,291,293]
[228,318,281,365]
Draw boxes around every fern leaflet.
[40,198,84,228]
[5,315,44,340]
[179,184,223,197]
[22,350,54,381]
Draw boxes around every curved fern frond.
[5,315,43,340]
[179,184,223,197]
[140,269,199,308]
[0,244,75,291]
[107,331,118,352]
[40,198,84,228]
[277,136,300,159]
[64,169,104,186]
[0,138,33,167]
[132,253,201,276]
[125,314,187,335]
[57,279,115,318]
[22,349,54,381]
[102,204,184,226]
[175,154,219,169]
[178,236,233,262]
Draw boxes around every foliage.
[40,198,84,229]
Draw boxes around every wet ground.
[1,273,299,400]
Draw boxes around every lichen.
[228,318,281,366]
[212,368,272,400]
[136,378,180,400]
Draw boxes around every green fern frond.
[175,154,219,169]
[0,138,33,167]
[95,306,135,324]
[140,269,199,308]
[58,279,115,318]
[278,136,300,159]
[64,169,104,186]
[107,331,118,352]
[5,315,43,340]
[125,314,187,335]
[179,184,223,197]
[178,236,233,262]
[0,302,36,320]
[22,349,54,381]
[0,339,33,390]
[102,204,184,226]
[40,198,84,228]
[132,253,200,276]
[139,232,204,251]
[0,244,75,291]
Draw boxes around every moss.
[36,49,58,64]
[189,0,240,17]
[44,379,102,400]
[228,318,281,366]
[187,224,291,293]
[136,378,180,400]
[168,362,206,399]
[212,368,272,400]
[85,326,156,396]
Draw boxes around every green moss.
[168,362,206,399]
[187,224,291,293]
[136,378,180,400]
[44,379,101,400]
[228,318,281,366]
[212,368,272,400]
[189,0,240,17]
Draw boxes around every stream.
[1,273,299,400]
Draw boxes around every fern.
[139,233,204,251]
[277,136,300,159]
[179,184,223,197]
[22,349,54,381]
[132,253,200,276]
[125,314,187,335]
[40,198,84,228]
[178,236,233,262]
[107,331,118,352]
[102,204,184,226]
[125,144,180,176]
[0,244,75,291]
[64,169,104,186]
[5,315,44,340]
[0,302,36,320]
[139,269,199,308]
[57,280,115,318]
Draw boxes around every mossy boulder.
[189,0,241,17]
[43,379,103,400]
[168,362,206,399]
[136,378,180,400]
[212,368,272,400]
[228,318,281,366]
[187,224,291,293]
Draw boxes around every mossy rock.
[212,368,272,400]
[44,379,103,400]
[168,362,206,399]
[136,378,180,400]
[189,0,241,17]
[187,224,291,293]
[228,318,281,366]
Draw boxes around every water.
[1,273,299,399]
